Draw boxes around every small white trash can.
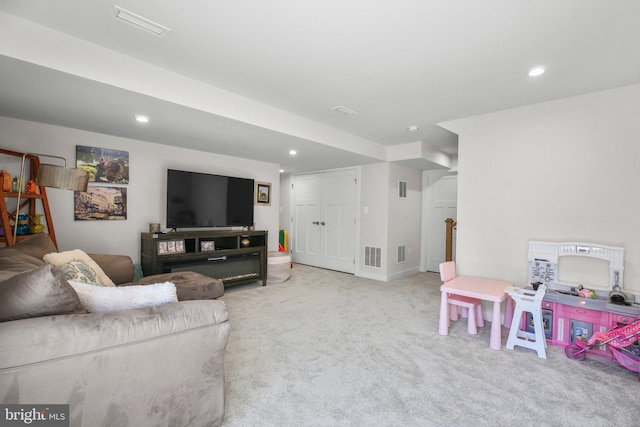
[267,252,291,283]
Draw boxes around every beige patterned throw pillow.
[43,249,115,287]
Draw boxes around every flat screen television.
[166,169,254,229]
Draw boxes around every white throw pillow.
[44,249,115,287]
[68,281,178,313]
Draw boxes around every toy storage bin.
[267,252,291,283]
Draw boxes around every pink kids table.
[439,275,514,350]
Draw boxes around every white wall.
[387,163,422,279]
[0,116,281,262]
[358,162,422,281]
[359,163,390,280]
[440,84,640,292]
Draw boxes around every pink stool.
[439,261,485,335]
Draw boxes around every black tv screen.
[166,169,255,228]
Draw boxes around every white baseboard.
[355,266,420,282]
[387,267,420,281]
[355,270,389,282]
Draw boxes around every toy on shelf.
[577,285,595,299]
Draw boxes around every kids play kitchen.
[523,241,640,377]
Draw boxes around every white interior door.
[427,173,457,272]
[292,169,356,273]
[321,169,356,272]
[292,173,322,267]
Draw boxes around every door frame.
[421,170,458,272]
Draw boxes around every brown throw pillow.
[0,264,85,322]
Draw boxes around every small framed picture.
[158,239,185,255]
[157,241,168,255]
[201,241,215,252]
[256,181,271,206]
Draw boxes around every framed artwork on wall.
[256,181,271,206]
[76,145,129,184]
[74,186,127,220]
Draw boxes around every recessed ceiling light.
[528,66,546,77]
[279,169,284,173]
[407,126,419,133]
[135,115,149,123]
[289,150,297,156]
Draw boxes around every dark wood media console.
[141,230,268,287]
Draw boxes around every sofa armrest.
[88,253,135,285]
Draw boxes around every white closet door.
[292,169,356,273]
[321,169,356,273]
[292,173,322,267]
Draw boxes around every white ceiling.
[1,1,639,173]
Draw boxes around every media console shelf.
[141,230,268,287]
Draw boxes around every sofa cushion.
[0,248,45,282]
[11,233,58,259]
[128,271,224,300]
[0,234,56,282]
[68,280,178,312]
[0,264,85,322]
[44,249,115,287]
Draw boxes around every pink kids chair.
[439,261,485,334]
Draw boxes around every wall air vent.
[397,245,406,263]
[398,180,407,198]
[113,6,170,37]
[364,246,382,268]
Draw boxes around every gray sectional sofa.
[0,234,230,426]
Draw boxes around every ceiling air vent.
[113,6,170,38]
[331,106,358,116]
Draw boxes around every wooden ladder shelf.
[0,148,58,249]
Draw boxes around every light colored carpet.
[220,264,639,426]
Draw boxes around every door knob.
[320,221,326,226]
[312,221,320,225]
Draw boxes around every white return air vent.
[398,180,407,198]
[364,246,382,268]
[397,245,406,263]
